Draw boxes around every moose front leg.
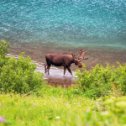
[64,66,66,75]
[67,67,72,75]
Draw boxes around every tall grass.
[0,87,126,126]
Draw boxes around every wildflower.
[101,111,109,116]
[0,116,6,123]
[55,116,60,120]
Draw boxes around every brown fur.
[45,52,83,75]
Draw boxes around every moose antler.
[78,49,87,61]
[71,53,76,59]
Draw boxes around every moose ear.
[72,53,76,58]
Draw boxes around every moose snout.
[78,64,83,68]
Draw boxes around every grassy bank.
[0,86,126,126]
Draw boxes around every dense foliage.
[0,40,44,94]
[0,40,9,58]
[76,64,126,98]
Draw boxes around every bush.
[0,40,9,68]
[0,40,9,58]
[76,64,126,98]
[0,40,45,94]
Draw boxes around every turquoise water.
[0,0,126,49]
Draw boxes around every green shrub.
[112,63,126,94]
[76,64,126,98]
[0,40,9,58]
[0,54,44,94]
[0,40,45,94]
[0,40,9,68]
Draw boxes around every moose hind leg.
[44,64,47,73]
[47,65,51,75]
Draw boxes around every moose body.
[45,50,87,75]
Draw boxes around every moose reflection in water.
[44,50,87,75]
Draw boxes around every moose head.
[72,49,88,68]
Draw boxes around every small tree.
[0,40,9,68]
[0,40,9,58]
[0,40,45,94]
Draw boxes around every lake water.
[0,0,126,49]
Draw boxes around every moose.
[44,50,87,75]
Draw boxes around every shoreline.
[9,42,126,68]
[8,42,126,86]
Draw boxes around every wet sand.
[9,42,126,86]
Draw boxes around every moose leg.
[47,65,51,75]
[64,67,66,75]
[67,67,72,75]
[44,64,47,73]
